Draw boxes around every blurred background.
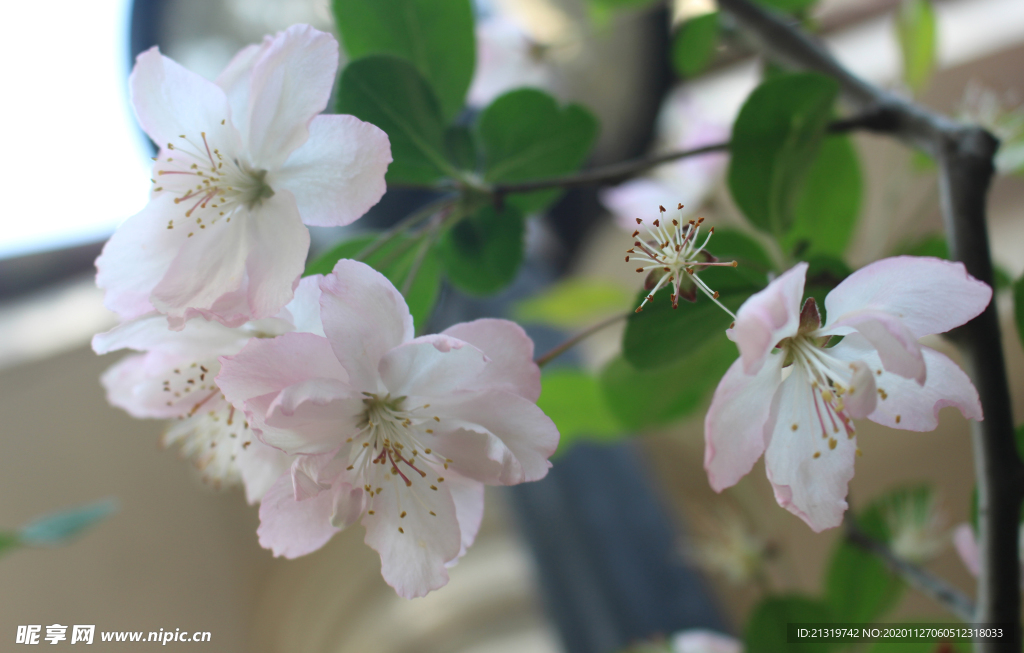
[1,0,1023,651]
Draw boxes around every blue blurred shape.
[18,498,119,547]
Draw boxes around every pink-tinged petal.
[823,256,991,338]
[362,473,462,598]
[92,312,248,357]
[150,208,251,326]
[430,427,516,485]
[257,472,339,558]
[319,260,414,391]
[842,360,878,419]
[764,368,856,532]
[828,335,982,430]
[291,454,334,500]
[824,309,925,384]
[274,114,391,227]
[442,319,541,401]
[215,42,262,138]
[704,353,784,492]
[244,25,339,169]
[378,335,488,398]
[236,440,293,504]
[100,351,192,420]
[95,194,194,321]
[731,263,808,374]
[600,178,677,232]
[672,630,743,653]
[428,390,558,485]
[952,523,980,577]
[242,190,310,321]
[129,47,238,153]
[283,274,325,337]
[331,483,367,529]
[444,473,485,563]
[218,332,347,405]
[262,378,365,454]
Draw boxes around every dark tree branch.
[715,0,1021,647]
[846,523,975,622]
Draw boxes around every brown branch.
[715,0,1021,646]
[535,312,630,368]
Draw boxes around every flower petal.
[441,319,541,401]
[130,47,237,153]
[262,378,365,454]
[319,260,414,392]
[242,190,310,321]
[730,262,808,374]
[362,472,462,598]
[92,312,250,357]
[243,25,339,169]
[824,308,925,384]
[445,473,485,563]
[764,368,856,532]
[378,335,488,399]
[95,194,194,321]
[236,441,293,505]
[952,523,980,577]
[273,114,391,227]
[828,335,982,430]
[823,256,991,338]
[100,351,191,420]
[257,472,340,558]
[283,274,326,337]
[427,390,558,485]
[704,353,785,492]
[215,43,262,139]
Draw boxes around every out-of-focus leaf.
[803,256,852,322]
[477,89,599,213]
[332,0,475,121]
[445,125,479,172]
[539,369,625,457]
[600,334,735,428]
[728,74,839,236]
[440,204,524,295]
[824,540,903,624]
[895,0,937,92]
[910,149,936,172]
[513,278,632,329]
[745,595,836,653]
[784,135,862,259]
[336,56,453,185]
[0,531,19,559]
[18,499,118,547]
[1014,273,1024,350]
[305,233,442,328]
[755,0,819,12]
[671,13,720,78]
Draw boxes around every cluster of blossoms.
[93,25,559,598]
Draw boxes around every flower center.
[625,205,738,314]
[782,334,858,454]
[153,131,274,236]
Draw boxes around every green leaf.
[824,540,903,623]
[336,55,454,185]
[755,0,819,12]
[477,89,599,213]
[728,73,839,236]
[332,0,475,121]
[784,135,862,258]
[671,13,720,78]
[18,499,118,547]
[895,0,937,92]
[305,233,442,328]
[0,531,20,559]
[513,278,632,329]
[445,125,479,172]
[1014,273,1024,351]
[745,595,836,653]
[440,204,525,295]
[538,369,625,457]
[600,334,735,428]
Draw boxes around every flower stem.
[356,194,456,262]
[535,312,630,368]
[399,209,449,297]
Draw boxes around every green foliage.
[537,369,625,457]
[513,278,632,329]
[445,125,480,172]
[332,0,475,121]
[1014,273,1024,350]
[305,233,442,328]
[756,0,819,12]
[0,531,19,559]
[337,55,454,185]
[823,541,903,624]
[439,204,525,295]
[478,89,599,213]
[728,74,840,237]
[803,256,852,321]
[17,499,118,547]
[895,0,937,92]
[744,595,836,653]
[784,135,863,259]
[671,13,720,78]
[600,334,735,428]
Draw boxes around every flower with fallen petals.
[705,257,990,531]
[625,206,737,313]
[93,276,325,502]
[96,24,392,329]
[217,259,559,598]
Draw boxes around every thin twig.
[845,522,975,622]
[399,210,447,297]
[356,194,455,262]
[535,312,630,368]
[716,0,1021,646]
